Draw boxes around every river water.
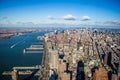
[0,32,46,80]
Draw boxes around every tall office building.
[93,68,108,80]
[11,69,18,80]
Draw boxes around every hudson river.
[0,32,46,80]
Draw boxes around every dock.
[2,70,41,76]
[3,41,45,80]
[23,44,44,54]
[13,65,41,70]
[2,65,41,76]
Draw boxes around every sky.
[0,0,120,28]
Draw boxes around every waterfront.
[0,32,46,79]
[0,28,120,80]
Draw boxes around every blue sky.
[0,0,120,28]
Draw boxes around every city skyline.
[0,0,120,28]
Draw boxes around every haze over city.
[0,0,120,28]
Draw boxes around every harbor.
[2,34,46,80]
[0,32,45,80]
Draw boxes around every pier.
[13,65,41,70]
[3,42,44,80]
[2,36,47,80]
[2,65,42,77]
[2,70,41,76]
[23,44,44,54]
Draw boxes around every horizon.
[0,0,120,28]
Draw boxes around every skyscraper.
[93,68,108,80]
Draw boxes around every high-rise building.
[11,69,18,80]
[111,74,118,80]
[118,54,120,80]
[104,52,108,65]
[93,68,108,80]
[76,60,85,80]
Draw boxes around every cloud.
[2,17,8,20]
[0,17,8,21]
[47,16,54,19]
[47,15,91,21]
[81,16,90,21]
[0,17,12,25]
[104,20,120,25]
[60,14,77,20]
[16,22,35,26]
